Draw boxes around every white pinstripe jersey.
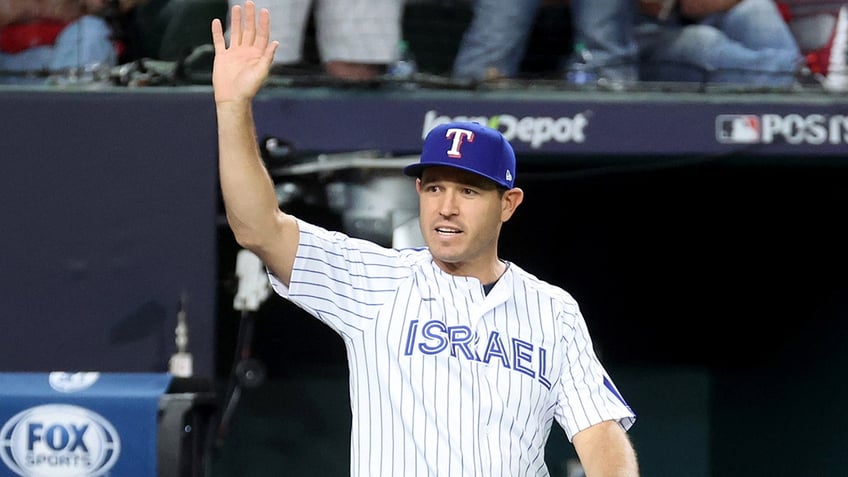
[268,220,636,477]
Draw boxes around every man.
[212,2,640,475]
[567,0,804,88]
[0,0,129,83]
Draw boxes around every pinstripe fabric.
[268,220,636,477]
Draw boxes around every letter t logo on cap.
[445,128,475,158]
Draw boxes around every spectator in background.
[565,0,638,85]
[226,0,403,81]
[0,0,148,84]
[782,2,848,92]
[451,0,544,82]
[567,0,805,89]
[639,0,804,87]
[453,0,805,89]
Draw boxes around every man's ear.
[501,187,524,221]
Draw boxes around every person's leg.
[568,0,638,82]
[315,0,402,80]
[643,25,802,86]
[710,0,799,52]
[641,0,803,86]
[0,46,54,84]
[50,15,117,71]
[705,0,803,83]
[451,0,542,81]
[639,24,727,83]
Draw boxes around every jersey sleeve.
[267,220,416,335]
[553,301,636,441]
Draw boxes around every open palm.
[211,1,279,104]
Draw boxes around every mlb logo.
[716,115,760,144]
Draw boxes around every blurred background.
[2,1,848,476]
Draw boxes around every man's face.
[416,166,512,272]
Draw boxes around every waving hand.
[211,1,279,104]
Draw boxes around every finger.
[211,18,226,53]
[263,40,279,68]
[243,1,257,46]
[256,7,271,49]
[230,4,242,46]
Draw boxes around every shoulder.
[298,219,431,267]
[396,245,433,263]
[508,263,581,315]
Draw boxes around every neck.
[435,258,507,285]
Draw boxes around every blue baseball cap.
[403,121,516,189]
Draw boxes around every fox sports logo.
[1,404,120,477]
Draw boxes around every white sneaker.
[822,6,848,92]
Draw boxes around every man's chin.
[430,251,464,266]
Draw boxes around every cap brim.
[402,161,508,188]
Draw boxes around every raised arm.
[573,420,640,477]
[212,1,299,285]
